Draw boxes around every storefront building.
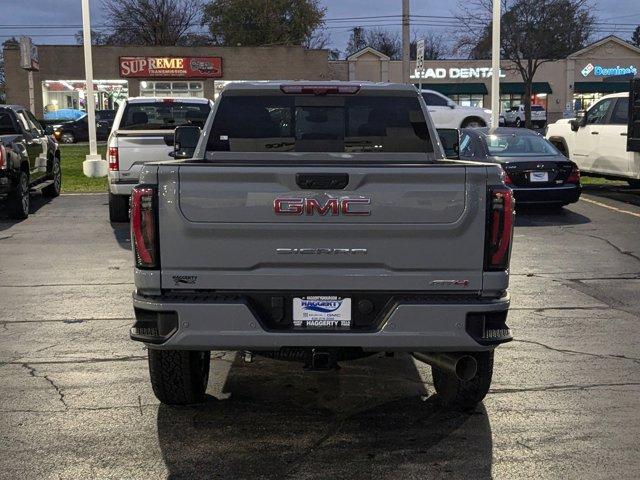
[341,36,640,122]
[3,35,639,124]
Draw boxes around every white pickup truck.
[107,97,213,221]
[546,82,640,187]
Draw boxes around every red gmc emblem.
[274,197,371,216]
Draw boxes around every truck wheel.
[461,117,486,128]
[432,350,494,410]
[43,156,62,197]
[60,133,75,144]
[8,171,30,220]
[148,349,210,405]
[109,192,129,222]
[627,179,640,188]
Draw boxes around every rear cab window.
[119,101,211,130]
[207,92,433,154]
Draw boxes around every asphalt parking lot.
[1,187,639,479]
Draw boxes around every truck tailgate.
[157,164,488,292]
[114,130,172,172]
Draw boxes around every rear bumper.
[131,292,511,352]
[511,184,581,204]
[108,169,142,195]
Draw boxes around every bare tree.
[74,29,111,46]
[410,31,447,60]
[98,0,204,46]
[632,26,640,48]
[456,0,595,127]
[346,27,401,59]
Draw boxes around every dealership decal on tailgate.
[293,296,352,328]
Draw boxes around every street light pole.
[490,0,501,129]
[81,0,107,177]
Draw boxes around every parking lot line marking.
[61,192,106,196]
[581,197,640,219]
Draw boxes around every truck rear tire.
[8,171,30,220]
[109,193,129,222]
[432,350,494,410]
[148,349,210,405]
[43,157,61,197]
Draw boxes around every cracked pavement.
[1,191,639,479]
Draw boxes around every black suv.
[0,105,61,219]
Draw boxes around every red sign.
[119,56,222,78]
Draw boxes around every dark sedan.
[456,127,581,207]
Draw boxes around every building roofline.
[347,46,390,61]
[568,35,640,59]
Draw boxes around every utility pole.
[402,0,410,83]
[81,0,107,177]
[490,0,501,129]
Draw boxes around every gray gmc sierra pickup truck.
[130,81,514,409]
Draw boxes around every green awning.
[419,83,488,95]
[574,81,630,93]
[500,82,553,95]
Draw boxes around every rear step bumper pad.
[132,292,510,351]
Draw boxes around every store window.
[42,80,128,118]
[500,94,547,113]
[139,81,204,98]
[573,93,605,111]
[448,94,484,108]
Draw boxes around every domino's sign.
[581,63,637,77]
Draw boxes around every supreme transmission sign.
[119,56,222,78]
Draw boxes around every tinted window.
[207,95,433,153]
[96,110,116,121]
[0,112,18,135]
[609,98,629,125]
[120,102,210,130]
[587,99,614,125]
[422,92,449,107]
[485,133,560,157]
[531,105,545,111]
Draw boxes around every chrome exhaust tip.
[412,352,478,381]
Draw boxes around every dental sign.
[581,63,637,77]
[119,56,222,78]
[412,67,506,80]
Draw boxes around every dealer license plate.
[293,296,352,328]
[530,171,549,182]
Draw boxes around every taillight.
[108,147,119,171]
[485,186,515,271]
[131,186,158,269]
[280,84,361,95]
[567,165,580,184]
[0,145,5,170]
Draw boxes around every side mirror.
[170,125,200,159]
[571,110,587,131]
[447,100,456,109]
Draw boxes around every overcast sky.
[2,0,639,56]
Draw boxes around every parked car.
[107,96,213,222]
[503,104,547,128]
[130,81,514,409]
[450,127,581,207]
[52,114,112,144]
[0,105,61,219]
[546,82,640,187]
[421,89,492,128]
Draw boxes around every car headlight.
[483,109,492,115]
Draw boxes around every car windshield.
[485,133,560,157]
[120,102,210,130]
[207,94,433,153]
